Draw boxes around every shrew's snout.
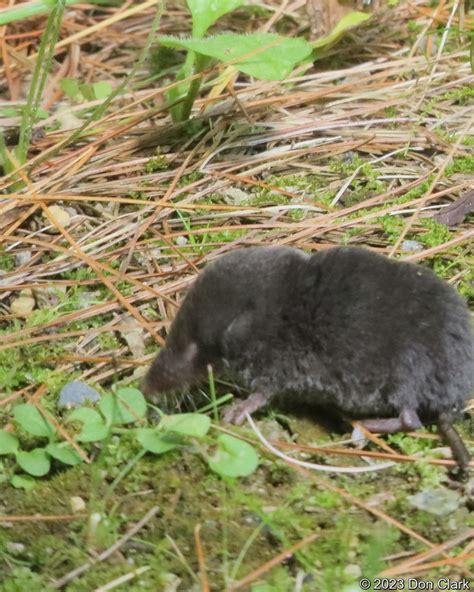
[142,342,199,396]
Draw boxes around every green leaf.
[0,431,19,455]
[46,443,83,466]
[79,82,95,101]
[100,388,147,426]
[92,81,113,99]
[16,448,51,477]
[60,78,80,98]
[67,408,102,424]
[312,11,371,49]
[67,408,109,442]
[208,434,259,477]
[77,422,109,442]
[160,413,211,438]
[0,0,76,26]
[160,33,313,81]
[187,0,247,37]
[0,107,20,117]
[36,108,49,119]
[11,475,36,491]
[14,404,55,438]
[136,428,181,454]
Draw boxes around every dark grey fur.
[143,246,474,469]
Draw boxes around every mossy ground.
[1,410,473,590]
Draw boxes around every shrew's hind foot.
[359,407,423,434]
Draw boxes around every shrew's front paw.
[222,392,272,425]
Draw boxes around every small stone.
[350,425,368,448]
[70,496,86,512]
[132,366,148,382]
[408,488,462,516]
[76,290,101,310]
[10,289,35,317]
[15,251,32,266]
[258,418,290,442]
[88,512,102,539]
[33,285,66,309]
[175,236,188,246]
[6,542,26,555]
[430,446,453,459]
[223,187,249,204]
[344,564,362,579]
[401,240,423,252]
[159,573,182,592]
[120,320,145,358]
[366,492,395,507]
[56,107,84,131]
[43,205,71,233]
[342,151,356,164]
[58,380,101,408]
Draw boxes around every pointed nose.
[142,341,200,397]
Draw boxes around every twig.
[52,505,159,589]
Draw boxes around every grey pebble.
[401,240,423,252]
[58,380,101,408]
[408,488,462,516]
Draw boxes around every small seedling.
[0,385,260,486]
[158,0,370,122]
[0,403,81,481]
[60,78,114,102]
[136,409,259,478]
[0,0,66,184]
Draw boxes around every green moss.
[445,155,474,176]
[378,214,405,243]
[288,208,307,220]
[402,180,431,201]
[177,171,203,187]
[428,254,473,300]
[440,86,474,104]
[308,490,340,509]
[341,226,367,244]
[417,219,451,247]
[329,158,387,205]
[387,434,443,488]
[0,342,70,392]
[24,307,60,328]
[144,156,169,173]
[128,190,148,200]
[0,567,54,592]
[244,189,291,207]
[62,267,97,282]
[384,106,398,117]
[97,332,121,351]
[0,248,15,272]
[423,86,474,119]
